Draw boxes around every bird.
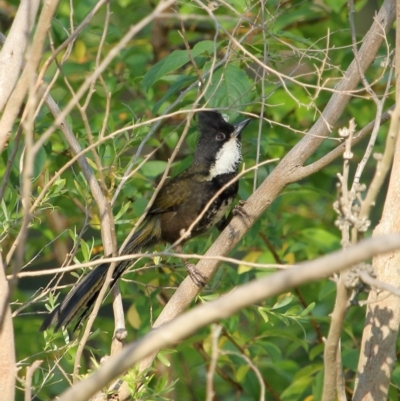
[40,110,251,332]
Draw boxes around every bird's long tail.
[40,217,161,332]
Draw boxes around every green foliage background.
[1,0,397,399]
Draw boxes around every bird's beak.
[232,118,251,137]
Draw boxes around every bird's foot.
[185,262,207,287]
[232,200,250,221]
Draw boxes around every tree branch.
[0,0,40,111]
[134,0,396,380]
[56,234,400,401]
[353,7,400,393]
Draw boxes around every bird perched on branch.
[40,111,251,332]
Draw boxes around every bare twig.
[359,270,400,298]
[24,360,43,401]
[358,105,400,221]
[205,324,222,401]
[0,0,40,112]
[0,255,15,400]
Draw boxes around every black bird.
[40,111,251,332]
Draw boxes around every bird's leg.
[175,244,207,287]
[185,262,207,287]
[232,200,250,220]
[216,200,250,231]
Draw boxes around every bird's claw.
[185,262,206,287]
[232,200,250,221]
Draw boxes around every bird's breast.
[197,195,234,232]
[192,173,238,234]
[159,172,238,243]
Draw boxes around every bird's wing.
[148,170,207,215]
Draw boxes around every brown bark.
[353,4,400,398]
[353,113,400,401]
[0,257,16,401]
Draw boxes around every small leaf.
[115,201,132,222]
[153,75,196,114]
[192,40,216,55]
[143,41,217,92]
[157,349,177,367]
[309,344,324,361]
[323,0,347,13]
[127,304,141,329]
[143,54,171,90]
[141,160,168,178]
[203,64,253,117]
[281,375,313,399]
[74,39,87,61]
[238,251,262,274]
[80,240,90,262]
[33,145,47,180]
[300,302,315,316]
[257,307,270,323]
[235,365,249,382]
[53,178,66,194]
[271,295,293,310]
[261,341,282,362]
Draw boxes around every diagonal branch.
[56,234,400,401]
[134,0,396,378]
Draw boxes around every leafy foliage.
[1,0,397,400]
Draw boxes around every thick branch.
[135,0,396,377]
[0,256,15,400]
[57,234,400,401]
[353,4,400,394]
[0,0,59,153]
[0,0,40,111]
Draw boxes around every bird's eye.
[216,132,225,141]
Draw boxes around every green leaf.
[301,228,340,252]
[309,344,324,361]
[1,199,9,221]
[342,349,359,371]
[391,366,400,387]
[300,302,316,316]
[263,329,309,352]
[271,295,293,310]
[224,0,248,13]
[274,30,315,47]
[294,363,322,380]
[312,370,324,401]
[203,64,253,117]
[143,50,190,92]
[157,349,176,367]
[132,197,148,217]
[262,341,282,362]
[281,375,313,399]
[152,75,196,114]
[235,365,249,382]
[192,40,216,55]
[318,280,336,300]
[101,144,116,167]
[324,0,347,13]
[141,160,168,178]
[115,201,132,222]
[52,178,66,196]
[34,145,47,180]
[143,40,217,92]
[257,307,270,324]
[80,239,91,262]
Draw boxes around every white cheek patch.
[208,139,241,179]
